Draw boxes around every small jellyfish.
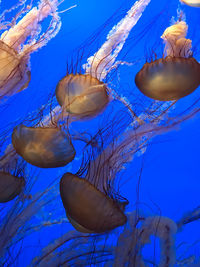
[60,172,127,233]
[0,172,25,203]
[56,74,109,119]
[180,0,200,7]
[135,19,200,101]
[12,125,75,168]
[0,0,63,100]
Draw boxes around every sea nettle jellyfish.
[59,107,167,234]
[0,0,65,100]
[54,0,151,120]
[59,116,134,233]
[180,0,200,7]
[11,123,76,168]
[56,74,110,119]
[60,172,127,233]
[0,94,75,169]
[135,18,200,101]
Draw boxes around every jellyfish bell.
[56,74,109,119]
[53,0,153,121]
[135,56,200,101]
[135,20,200,101]
[180,0,200,7]
[0,172,25,203]
[60,173,127,233]
[0,41,31,99]
[12,125,76,168]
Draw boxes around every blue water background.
[1,0,200,265]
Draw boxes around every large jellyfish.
[58,105,175,234]
[60,172,127,233]
[135,17,200,101]
[0,0,73,101]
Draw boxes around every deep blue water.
[1,0,200,266]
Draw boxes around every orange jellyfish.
[60,172,127,233]
[12,125,76,168]
[54,0,151,120]
[0,0,63,100]
[135,19,200,101]
[180,0,200,7]
[56,74,110,119]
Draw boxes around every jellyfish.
[135,18,200,101]
[180,0,200,7]
[60,172,127,233]
[53,0,151,121]
[1,0,200,265]
[0,0,66,100]
[12,125,76,168]
[58,106,170,234]
[55,74,110,119]
[0,172,25,203]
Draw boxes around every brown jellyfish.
[56,74,109,119]
[0,172,25,203]
[59,114,133,234]
[135,20,200,101]
[12,125,76,168]
[60,172,127,233]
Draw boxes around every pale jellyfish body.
[56,74,109,119]
[180,0,200,7]
[0,0,62,100]
[135,20,200,101]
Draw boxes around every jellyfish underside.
[12,125,76,168]
[56,74,109,118]
[0,172,25,203]
[135,56,200,101]
[0,41,30,98]
[181,0,200,7]
[60,173,127,233]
